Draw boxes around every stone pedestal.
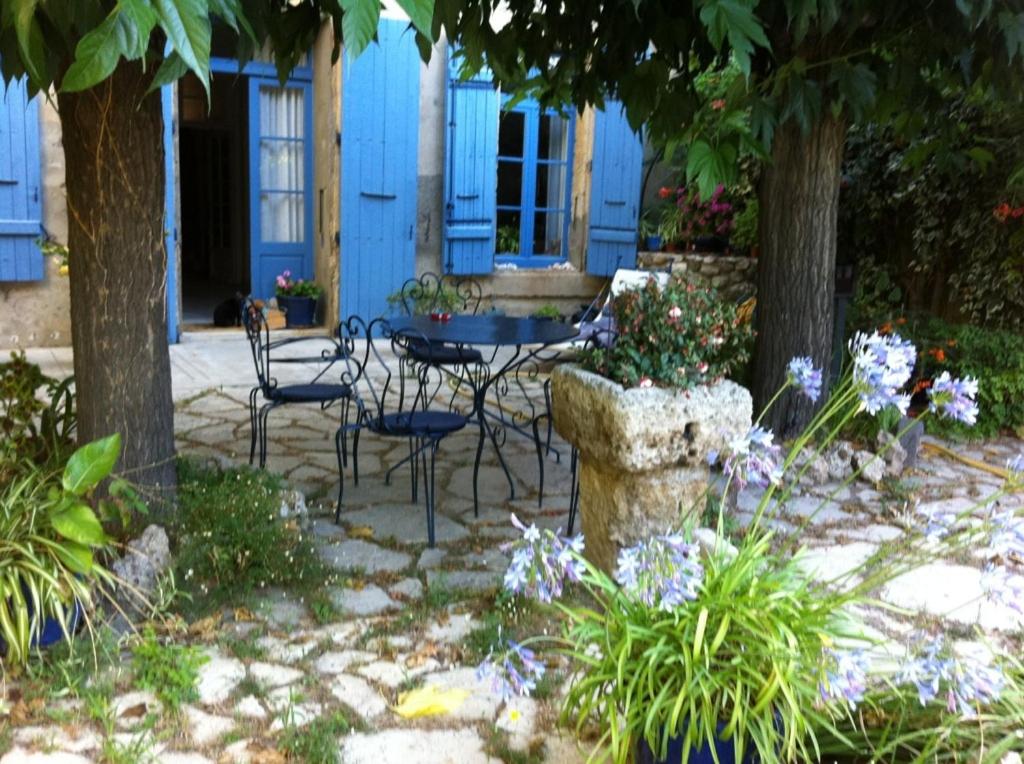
[551,365,752,572]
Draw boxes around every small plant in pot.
[639,211,663,252]
[275,270,321,328]
[0,433,125,668]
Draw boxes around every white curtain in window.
[544,115,569,244]
[259,85,305,243]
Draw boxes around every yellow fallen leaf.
[393,686,470,718]
[348,525,375,540]
[189,613,222,637]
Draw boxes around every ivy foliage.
[437,0,1024,196]
[0,0,435,97]
[840,93,1024,333]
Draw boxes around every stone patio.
[2,338,1022,763]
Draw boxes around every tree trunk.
[57,62,176,498]
[753,115,847,438]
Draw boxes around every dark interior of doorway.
[179,72,250,327]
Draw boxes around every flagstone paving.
[3,340,1023,762]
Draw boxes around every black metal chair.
[243,299,353,468]
[334,316,469,547]
[395,272,485,366]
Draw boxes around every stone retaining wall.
[638,251,758,301]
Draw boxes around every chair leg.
[567,446,581,535]
[425,439,439,547]
[352,428,361,486]
[339,400,349,470]
[248,388,259,465]
[532,415,546,509]
[409,437,419,503]
[472,415,486,517]
[334,427,346,523]
[258,402,279,469]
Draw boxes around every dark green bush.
[902,314,1024,439]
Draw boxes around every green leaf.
[62,433,121,496]
[966,146,995,170]
[686,139,737,199]
[395,0,434,39]
[147,51,189,93]
[831,61,876,123]
[54,542,95,574]
[119,0,158,58]
[341,0,381,59]
[698,0,770,75]
[154,0,211,90]
[8,0,47,86]
[998,10,1024,62]
[61,11,139,92]
[50,504,107,545]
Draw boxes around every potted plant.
[658,204,684,252]
[676,183,734,253]
[551,276,754,570]
[639,211,663,252]
[483,332,1017,763]
[531,303,563,322]
[274,270,322,327]
[0,434,124,666]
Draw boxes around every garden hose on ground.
[921,440,1020,487]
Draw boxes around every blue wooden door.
[249,78,314,301]
[587,100,644,276]
[340,19,420,319]
[0,77,43,281]
[444,63,498,274]
[162,85,179,343]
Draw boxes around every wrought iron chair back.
[396,272,484,316]
[243,298,276,395]
[338,316,439,435]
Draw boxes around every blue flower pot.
[0,593,83,655]
[645,235,664,251]
[278,295,317,327]
[635,723,760,764]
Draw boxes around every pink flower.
[638,377,654,389]
[283,270,292,278]
[697,361,709,374]
[668,306,682,320]
[276,276,287,287]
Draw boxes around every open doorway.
[178,72,249,327]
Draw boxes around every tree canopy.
[438,0,1024,195]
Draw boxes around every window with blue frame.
[495,98,574,265]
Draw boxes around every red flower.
[711,99,726,111]
[658,187,673,199]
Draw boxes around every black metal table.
[388,315,579,511]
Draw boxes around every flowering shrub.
[579,275,753,389]
[479,331,1024,763]
[675,183,734,242]
[274,269,321,299]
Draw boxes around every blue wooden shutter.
[443,59,498,275]
[0,78,43,281]
[587,100,643,277]
[340,19,420,319]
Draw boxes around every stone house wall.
[638,251,758,302]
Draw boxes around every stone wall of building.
[638,251,758,302]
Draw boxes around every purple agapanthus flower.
[615,533,704,611]
[897,637,1006,717]
[717,426,783,490]
[981,563,1024,615]
[477,638,546,700]
[946,652,1006,717]
[787,356,823,402]
[897,638,949,706]
[919,503,958,543]
[849,331,916,415]
[502,514,585,603]
[928,372,979,426]
[819,648,871,710]
[1007,454,1024,485]
[988,508,1024,561]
